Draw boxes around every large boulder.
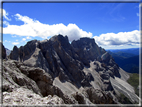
[3,60,43,96]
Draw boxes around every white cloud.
[26,36,32,39]
[4,40,11,43]
[94,30,140,47]
[12,42,19,45]
[15,13,33,24]
[22,38,26,41]
[2,9,11,21]
[3,21,9,25]
[3,14,93,42]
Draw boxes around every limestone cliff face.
[2,34,140,105]
[9,35,119,88]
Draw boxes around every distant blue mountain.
[107,48,139,56]
[107,48,140,74]
[5,48,11,56]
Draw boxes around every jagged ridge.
[2,34,140,105]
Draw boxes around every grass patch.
[117,92,132,104]
[127,73,141,97]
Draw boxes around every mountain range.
[1,34,141,105]
[107,49,140,73]
[107,48,139,56]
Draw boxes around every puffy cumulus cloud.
[94,30,140,46]
[3,14,92,42]
[15,14,34,24]
[22,38,26,41]
[26,36,32,39]
[12,42,19,45]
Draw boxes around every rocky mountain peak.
[71,37,106,66]
[72,37,96,47]
[50,34,69,43]
[2,34,140,105]
[8,35,120,88]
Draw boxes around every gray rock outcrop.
[2,34,140,105]
[2,60,78,105]
[3,87,64,105]
[0,42,6,59]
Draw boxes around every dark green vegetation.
[127,73,141,97]
[117,93,132,104]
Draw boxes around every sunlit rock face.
[2,34,140,105]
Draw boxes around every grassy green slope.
[127,73,141,97]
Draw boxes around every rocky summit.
[1,34,140,105]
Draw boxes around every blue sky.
[2,2,141,50]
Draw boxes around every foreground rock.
[2,34,140,105]
[3,87,64,105]
[2,60,77,105]
[2,59,118,105]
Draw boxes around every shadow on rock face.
[3,34,138,105]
